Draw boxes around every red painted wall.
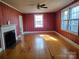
[55,0,79,44]
[23,13,56,32]
[0,2,21,35]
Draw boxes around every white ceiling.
[1,0,74,13]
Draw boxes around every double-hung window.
[69,6,79,34]
[34,15,43,28]
[61,2,79,35]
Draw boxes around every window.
[34,15,43,28]
[69,6,79,33]
[61,4,79,35]
[61,10,69,30]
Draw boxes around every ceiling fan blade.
[42,6,48,8]
[37,4,40,9]
[37,3,48,9]
[40,4,45,7]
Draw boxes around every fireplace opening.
[4,30,16,49]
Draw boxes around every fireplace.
[4,30,16,49]
[0,25,17,51]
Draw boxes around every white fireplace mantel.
[0,24,17,51]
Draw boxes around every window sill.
[61,29,78,36]
[34,27,43,28]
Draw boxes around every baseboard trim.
[54,31,79,49]
[23,31,54,34]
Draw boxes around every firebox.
[4,30,16,49]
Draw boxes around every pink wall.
[55,0,79,44]
[0,2,21,35]
[22,13,56,32]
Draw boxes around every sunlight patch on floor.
[40,34,58,41]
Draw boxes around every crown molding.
[0,0,21,13]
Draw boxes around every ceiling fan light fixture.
[37,4,48,9]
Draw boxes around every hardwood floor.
[0,32,79,59]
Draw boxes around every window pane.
[65,11,68,20]
[70,6,79,19]
[61,20,68,30]
[61,10,69,30]
[68,20,78,33]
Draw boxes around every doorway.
[19,15,23,35]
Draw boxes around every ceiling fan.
[37,3,48,9]
[26,0,48,9]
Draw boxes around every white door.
[19,15,23,34]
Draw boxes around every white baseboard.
[54,31,79,49]
[23,31,54,34]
